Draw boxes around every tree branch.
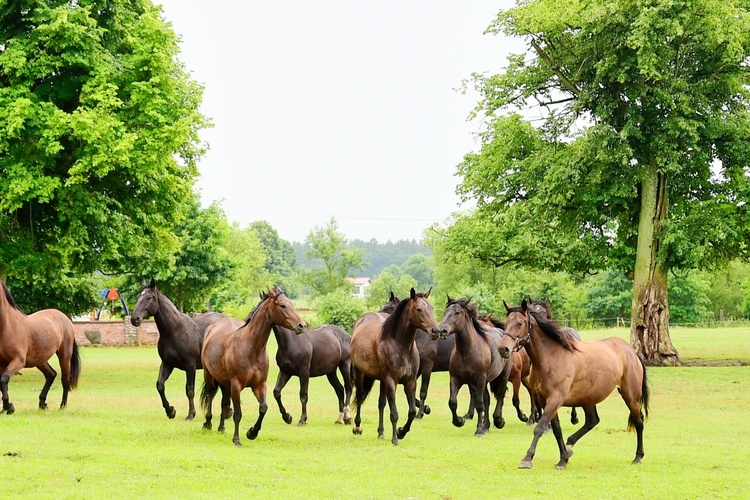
[530,38,581,98]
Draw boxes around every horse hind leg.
[0,360,24,414]
[37,363,57,410]
[377,382,387,439]
[564,405,600,460]
[297,374,310,426]
[218,385,232,433]
[184,368,197,420]
[417,370,432,418]
[325,371,346,424]
[272,371,294,425]
[338,360,353,425]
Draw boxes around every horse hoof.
[632,456,643,465]
[519,461,533,469]
[185,414,195,421]
[352,427,362,435]
[391,437,399,446]
[494,418,505,429]
[282,414,292,425]
[453,417,465,428]
[344,416,352,425]
[571,416,579,425]
[233,439,242,447]
[474,432,486,438]
[297,420,307,426]
[202,423,212,431]
[397,427,408,439]
[39,403,48,411]
[166,407,176,419]
[5,404,15,415]
[423,405,431,415]
[566,445,574,457]
[519,414,528,423]
[218,427,225,434]
[555,463,567,470]
[378,434,385,440]
[247,427,259,440]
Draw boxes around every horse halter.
[503,311,533,351]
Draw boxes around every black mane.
[506,304,578,351]
[1,280,24,314]
[447,297,489,340]
[381,292,428,339]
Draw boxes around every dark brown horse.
[380,292,454,419]
[440,297,511,436]
[272,323,352,425]
[504,299,649,469]
[130,278,226,420]
[526,296,581,425]
[0,280,81,413]
[350,288,441,445]
[200,287,306,446]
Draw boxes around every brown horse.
[503,299,649,469]
[526,296,581,425]
[350,288,441,445]
[441,297,511,436]
[0,280,81,413]
[200,286,306,446]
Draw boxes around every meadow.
[1,327,749,499]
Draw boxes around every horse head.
[406,287,442,340]
[266,286,307,334]
[131,278,159,327]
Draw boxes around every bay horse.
[503,299,649,469]
[200,286,306,446]
[350,287,441,445]
[0,280,81,413]
[130,278,226,420]
[526,296,581,425]
[440,296,511,437]
[272,323,352,425]
[380,292,454,419]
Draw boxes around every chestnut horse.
[200,287,306,446]
[350,288,441,445]
[441,297,511,436]
[0,280,81,413]
[272,323,352,425]
[504,299,649,469]
[130,278,226,420]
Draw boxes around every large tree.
[451,0,750,365]
[0,1,208,295]
[304,217,366,296]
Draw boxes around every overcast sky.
[156,1,521,243]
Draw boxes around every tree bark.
[630,163,682,366]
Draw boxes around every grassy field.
[1,327,749,499]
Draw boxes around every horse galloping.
[350,288,441,445]
[0,280,81,413]
[130,278,226,420]
[440,297,511,436]
[504,299,649,469]
[201,286,306,446]
[272,323,352,425]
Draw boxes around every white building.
[347,277,371,299]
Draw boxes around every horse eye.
[280,304,287,309]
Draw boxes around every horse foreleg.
[326,371,346,424]
[511,372,528,422]
[550,413,570,470]
[272,371,293,424]
[519,399,562,469]
[473,383,488,437]
[297,373,310,426]
[565,405,600,459]
[0,360,23,414]
[246,382,267,442]
[229,380,244,446]
[417,370,432,418]
[36,363,57,410]
[448,377,465,427]
[218,384,232,433]
[377,381,387,439]
[396,378,417,441]
[184,367,197,420]
[382,378,400,445]
[156,363,176,419]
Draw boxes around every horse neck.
[238,302,276,355]
[153,292,187,336]
[272,324,294,351]
[0,289,23,334]
[393,310,419,347]
[454,320,481,353]
[524,324,566,369]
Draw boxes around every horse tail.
[69,340,81,389]
[628,355,650,430]
[200,378,218,412]
[351,375,375,412]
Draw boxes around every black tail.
[70,341,81,389]
[351,375,376,412]
[628,356,650,430]
[200,378,218,412]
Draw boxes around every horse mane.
[528,296,553,320]
[240,288,284,328]
[506,304,578,351]
[381,291,428,340]
[447,297,489,340]
[0,280,24,314]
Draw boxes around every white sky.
[156,1,522,243]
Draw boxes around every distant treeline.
[292,239,432,278]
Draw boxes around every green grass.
[1,329,749,499]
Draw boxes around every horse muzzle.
[130,316,143,327]
[498,345,511,359]
[430,327,447,341]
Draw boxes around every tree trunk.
[630,164,681,366]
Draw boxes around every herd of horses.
[0,278,649,470]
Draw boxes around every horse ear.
[141,278,147,288]
[410,287,416,299]
[503,300,511,313]
[544,296,550,305]
[486,313,493,321]
[446,293,452,304]
[389,291,396,302]
[424,287,432,299]
[521,298,528,312]
[149,277,156,289]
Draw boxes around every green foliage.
[400,254,434,291]
[303,218,366,296]
[702,261,750,319]
[5,271,99,316]
[365,265,418,312]
[584,269,633,325]
[669,272,712,324]
[315,288,366,332]
[0,1,208,299]
[249,220,297,279]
